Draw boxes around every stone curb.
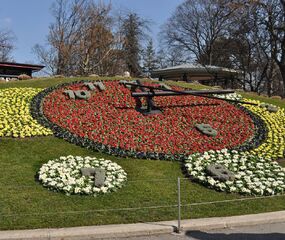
[1,211,285,239]
[181,210,285,231]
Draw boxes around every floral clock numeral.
[84,82,106,91]
[93,82,106,91]
[74,90,91,99]
[84,82,96,90]
[63,90,76,99]
[64,90,90,100]
[195,123,217,137]
[64,82,105,100]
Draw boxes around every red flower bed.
[42,81,254,155]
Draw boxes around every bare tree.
[32,44,58,75]
[162,0,239,65]
[161,0,284,94]
[256,0,285,95]
[48,0,87,75]
[156,47,189,68]
[0,29,15,61]
[226,2,269,92]
[75,1,114,76]
[34,0,119,76]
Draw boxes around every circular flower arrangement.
[0,88,52,138]
[31,81,260,160]
[38,155,127,196]
[185,149,285,195]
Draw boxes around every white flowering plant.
[38,156,127,196]
[213,92,243,101]
[185,149,285,196]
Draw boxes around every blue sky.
[0,0,184,64]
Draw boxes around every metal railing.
[0,178,284,232]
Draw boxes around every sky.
[0,0,184,64]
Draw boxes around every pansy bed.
[38,155,127,196]
[30,80,265,161]
[243,99,285,159]
[185,149,285,196]
[0,88,52,138]
[214,94,285,159]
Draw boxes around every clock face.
[35,80,257,160]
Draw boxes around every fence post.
[177,177,181,233]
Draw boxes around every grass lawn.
[0,76,115,89]
[240,92,285,108]
[0,77,285,230]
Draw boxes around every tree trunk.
[280,65,285,97]
[265,62,273,97]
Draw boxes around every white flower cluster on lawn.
[39,155,127,196]
[185,149,285,196]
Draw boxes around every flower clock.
[38,155,127,196]
[29,80,285,196]
[31,80,261,161]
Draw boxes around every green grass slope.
[0,77,284,230]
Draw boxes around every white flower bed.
[213,92,242,101]
[39,156,127,196]
[185,149,285,195]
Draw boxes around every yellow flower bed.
[243,99,285,159]
[0,88,52,138]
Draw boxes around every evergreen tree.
[142,39,157,76]
[121,12,149,77]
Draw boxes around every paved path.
[1,211,285,239]
[111,222,285,240]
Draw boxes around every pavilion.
[151,64,240,88]
[0,62,44,80]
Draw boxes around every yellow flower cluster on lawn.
[243,99,285,159]
[0,88,52,138]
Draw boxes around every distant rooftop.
[0,61,45,79]
[152,63,239,75]
[151,63,239,83]
[0,62,45,72]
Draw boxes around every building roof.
[151,64,239,78]
[0,62,45,72]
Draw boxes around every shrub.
[271,96,282,100]
[18,74,31,80]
